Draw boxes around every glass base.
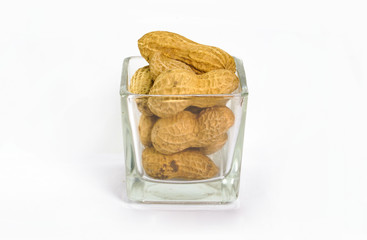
[126,173,240,204]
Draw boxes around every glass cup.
[120,56,248,204]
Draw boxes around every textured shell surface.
[149,52,194,79]
[151,106,234,154]
[128,66,153,94]
[138,31,236,73]
[151,111,198,154]
[138,115,158,146]
[142,148,218,180]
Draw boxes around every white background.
[1,0,366,239]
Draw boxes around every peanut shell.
[142,148,218,180]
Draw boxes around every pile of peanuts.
[129,31,239,180]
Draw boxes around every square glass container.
[120,56,248,204]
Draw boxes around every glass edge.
[120,56,135,96]
[119,56,249,97]
[233,56,249,95]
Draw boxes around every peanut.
[138,115,158,146]
[138,31,236,73]
[142,147,218,180]
[151,106,234,154]
[198,133,228,155]
[138,112,227,154]
[149,52,194,79]
[128,66,154,116]
[147,69,238,118]
[128,66,153,94]
[136,98,154,116]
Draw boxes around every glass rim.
[120,56,249,97]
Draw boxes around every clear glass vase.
[120,56,248,204]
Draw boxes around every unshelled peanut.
[139,111,227,154]
[138,31,236,73]
[138,115,158,146]
[147,69,238,118]
[198,133,228,155]
[151,106,234,154]
[149,52,194,79]
[128,66,154,116]
[128,66,153,94]
[142,147,218,180]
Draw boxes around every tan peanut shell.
[149,69,238,95]
[138,115,158,146]
[138,31,236,73]
[199,133,228,155]
[138,114,228,154]
[149,52,194,79]
[128,66,154,116]
[136,97,154,116]
[151,106,234,154]
[147,69,238,118]
[128,66,153,94]
[196,106,234,146]
[142,148,218,180]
